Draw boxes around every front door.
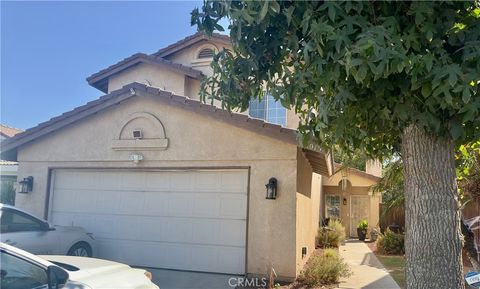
[350,195,370,237]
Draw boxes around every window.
[249,94,287,126]
[0,209,46,233]
[0,251,48,289]
[197,48,214,59]
[325,195,341,219]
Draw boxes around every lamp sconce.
[343,197,347,205]
[18,176,33,194]
[265,177,277,200]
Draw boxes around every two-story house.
[1,32,380,280]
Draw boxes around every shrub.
[318,219,346,247]
[376,229,405,255]
[358,219,368,229]
[299,249,352,286]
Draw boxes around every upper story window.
[249,93,287,126]
[197,48,214,59]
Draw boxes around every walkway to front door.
[338,240,400,289]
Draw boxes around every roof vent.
[133,130,143,140]
[198,48,214,59]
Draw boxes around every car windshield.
[0,251,48,289]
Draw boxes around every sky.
[1,1,209,130]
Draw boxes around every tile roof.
[152,32,231,58]
[87,53,204,93]
[0,124,23,138]
[1,82,300,156]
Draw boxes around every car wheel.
[67,242,92,257]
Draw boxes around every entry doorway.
[350,195,370,237]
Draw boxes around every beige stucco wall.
[107,63,186,95]
[164,40,231,76]
[15,94,302,279]
[184,76,201,100]
[294,149,322,275]
[322,168,381,238]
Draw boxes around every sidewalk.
[338,240,401,289]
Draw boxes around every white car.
[0,242,159,289]
[0,204,95,257]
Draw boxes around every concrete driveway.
[147,268,239,289]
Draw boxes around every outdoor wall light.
[343,197,347,205]
[18,176,33,194]
[265,177,278,200]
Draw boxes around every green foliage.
[357,220,368,230]
[318,219,346,247]
[0,181,15,205]
[372,157,405,221]
[298,249,352,286]
[456,140,480,199]
[192,1,480,158]
[377,229,405,255]
[333,146,368,171]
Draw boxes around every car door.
[0,208,59,255]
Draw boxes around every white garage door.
[49,169,248,274]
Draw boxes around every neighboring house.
[0,32,378,280]
[322,160,382,238]
[0,124,23,182]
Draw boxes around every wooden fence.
[379,203,405,233]
[462,199,480,259]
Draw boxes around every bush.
[318,219,346,247]
[376,229,405,255]
[358,219,368,229]
[299,249,352,286]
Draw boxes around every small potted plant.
[370,228,379,242]
[357,220,368,241]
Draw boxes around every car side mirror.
[47,265,69,289]
[41,222,54,231]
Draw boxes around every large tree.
[192,1,479,288]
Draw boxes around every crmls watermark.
[228,277,268,288]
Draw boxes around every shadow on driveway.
[146,268,240,289]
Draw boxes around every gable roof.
[152,32,231,58]
[333,163,381,182]
[87,53,204,93]
[1,83,332,176]
[0,124,23,138]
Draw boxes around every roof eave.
[153,32,231,58]
[86,54,203,93]
[1,83,300,158]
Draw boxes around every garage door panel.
[51,169,247,274]
[221,171,248,192]
[220,195,247,218]
[170,173,194,191]
[120,172,147,190]
[144,173,171,190]
[218,220,247,246]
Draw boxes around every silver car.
[0,204,95,257]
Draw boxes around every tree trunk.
[401,124,464,289]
